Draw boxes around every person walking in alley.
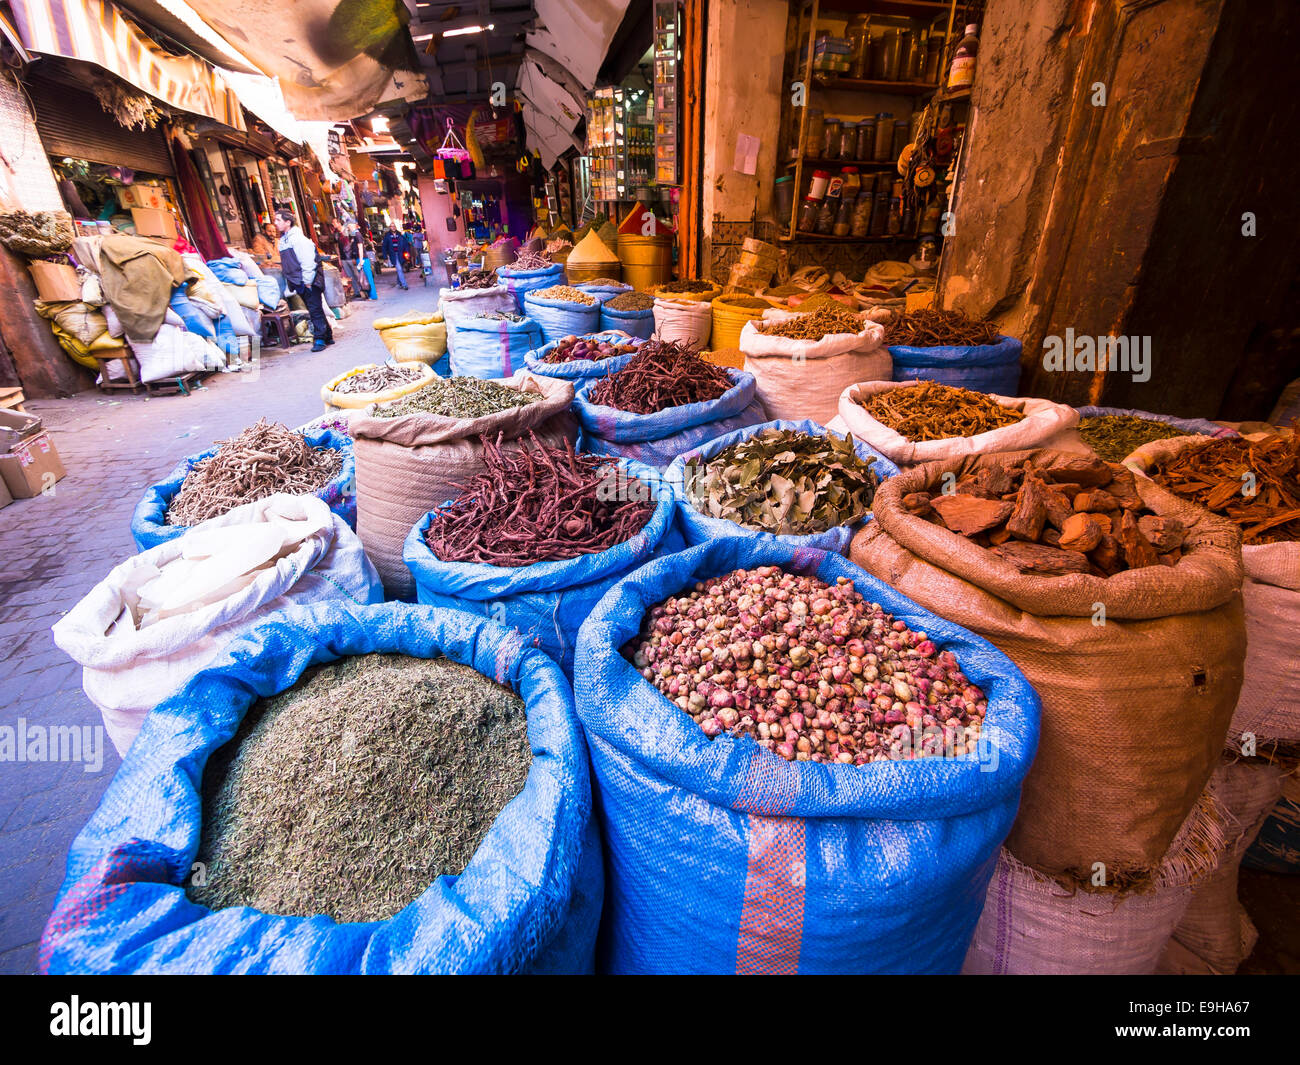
[381,221,409,290]
[335,221,375,301]
[275,209,334,351]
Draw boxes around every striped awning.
[9,0,246,130]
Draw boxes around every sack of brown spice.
[405,438,682,674]
[738,306,889,425]
[834,379,1083,465]
[572,339,765,470]
[1127,429,1300,749]
[884,308,1022,396]
[351,373,577,598]
[496,257,564,313]
[850,447,1246,881]
[132,421,356,552]
[40,603,603,974]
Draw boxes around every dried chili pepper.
[588,338,732,414]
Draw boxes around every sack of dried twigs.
[850,448,1246,879]
[1126,431,1300,748]
[351,373,576,599]
[739,308,889,425]
[833,380,1083,466]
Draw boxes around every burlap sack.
[835,380,1085,466]
[1127,433,1300,747]
[1157,757,1284,974]
[851,448,1246,878]
[350,373,577,598]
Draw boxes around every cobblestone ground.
[0,278,435,973]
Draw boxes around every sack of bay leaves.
[667,419,899,555]
[850,448,1246,880]
[404,442,682,674]
[1125,430,1300,750]
[351,373,576,599]
[39,602,603,975]
[833,379,1084,466]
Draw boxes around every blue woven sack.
[667,418,900,555]
[205,258,250,286]
[130,428,356,551]
[212,315,240,357]
[168,289,216,339]
[524,289,601,344]
[574,368,766,470]
[600,301,656,340]
[577,281,632,304]
[405,457,682,674]
[497,263,564,313]
[522,332,643,383]
[573,537,1041,974]
[1075,405,1238,442]
[890,335,1023,394]
[39,602,603,974]
[448,315,544,379]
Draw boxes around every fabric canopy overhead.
[184,0,428,121]
[9,0,246,128]
[515,58,583,169]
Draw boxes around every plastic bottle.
[948,24,979,90]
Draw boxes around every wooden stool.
[94,351,144,392]
[262,309,294,348]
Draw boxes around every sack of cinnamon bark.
[834,380,1084,466]
[850,448,1246,880]
[1126,429,1300,749]
[351,373,577,599]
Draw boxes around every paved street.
[0,278,433,974]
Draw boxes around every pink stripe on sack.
[499,320,512,377]
[736,815,805,975]
[736,747,798,815]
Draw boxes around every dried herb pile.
[882,308,1001,347]
[657,279,715,294]
[509,249,552,271]
[908,455,1186,575]
[541,334,639,364]
[1078,414,1190,463]
[545,238,572,255]
[189,653,530,923]
[532,285,597,305]
[756,306,865,341]
[605,291,654,312]
[687,429,878,535]
[588,338,732,414]
[473,310,527,323]
[331,364,426,395]
[582,277,626,287]
[860,381,1025,441]
[374,376,542,419]
[166,420,342,527]
[1147,434,1300,545]
[425,433,654,566]
[458,268,498,289]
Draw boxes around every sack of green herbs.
[39,602,603,975]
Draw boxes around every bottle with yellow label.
[948,24,979,90]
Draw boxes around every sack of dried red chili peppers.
[404,433,682,674]
[572,338,766,470]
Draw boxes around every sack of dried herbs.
[54,495,383,756]
[850,447,1247,880]
[438,284,515,359]
[351,373,576,599]
[834,380,1083,466]
[571,535,1040,974]
[447,314,544,379]
[40,602,603,975]
[739,307,890,425]
[668,419,898,555]
[131,425,356,552]
[1126,430,1300,749]
[322,362,437,411]
[572,352,765,471]
[405,449,681,674]
[885,312,1022,396]
[1075,405,1237,464]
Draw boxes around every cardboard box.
[131,207,179,240]
[0,429,64,499]
[118,184,167,210]
[0,475,11,510]
[28,261,82,302]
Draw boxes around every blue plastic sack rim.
[573,538,1040,820]
[524,291,603,311]
[573,368,757,441]
[888,335,1022,368]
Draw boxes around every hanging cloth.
[172,138,230,262]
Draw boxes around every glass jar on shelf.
[850,189,874,238]
[880,29,903,80]
[873,113,894,161]
[846,15,871,79]
[822,118,842,158]
[856,118,875,161]
[839,121,858,159]
[892,119,910,160]
[803,108,824,158]
[797,196,820,233]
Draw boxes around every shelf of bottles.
[653,0,681,186]
[585,86,655,204]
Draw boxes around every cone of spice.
[565,230,621,284]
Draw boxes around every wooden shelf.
[779,233,916,244]
[784,157,898,170]
[812,76,940,96]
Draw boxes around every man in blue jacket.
[380,221,409,290]
[275,210,333,351]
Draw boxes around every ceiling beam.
[409,11,534,38]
